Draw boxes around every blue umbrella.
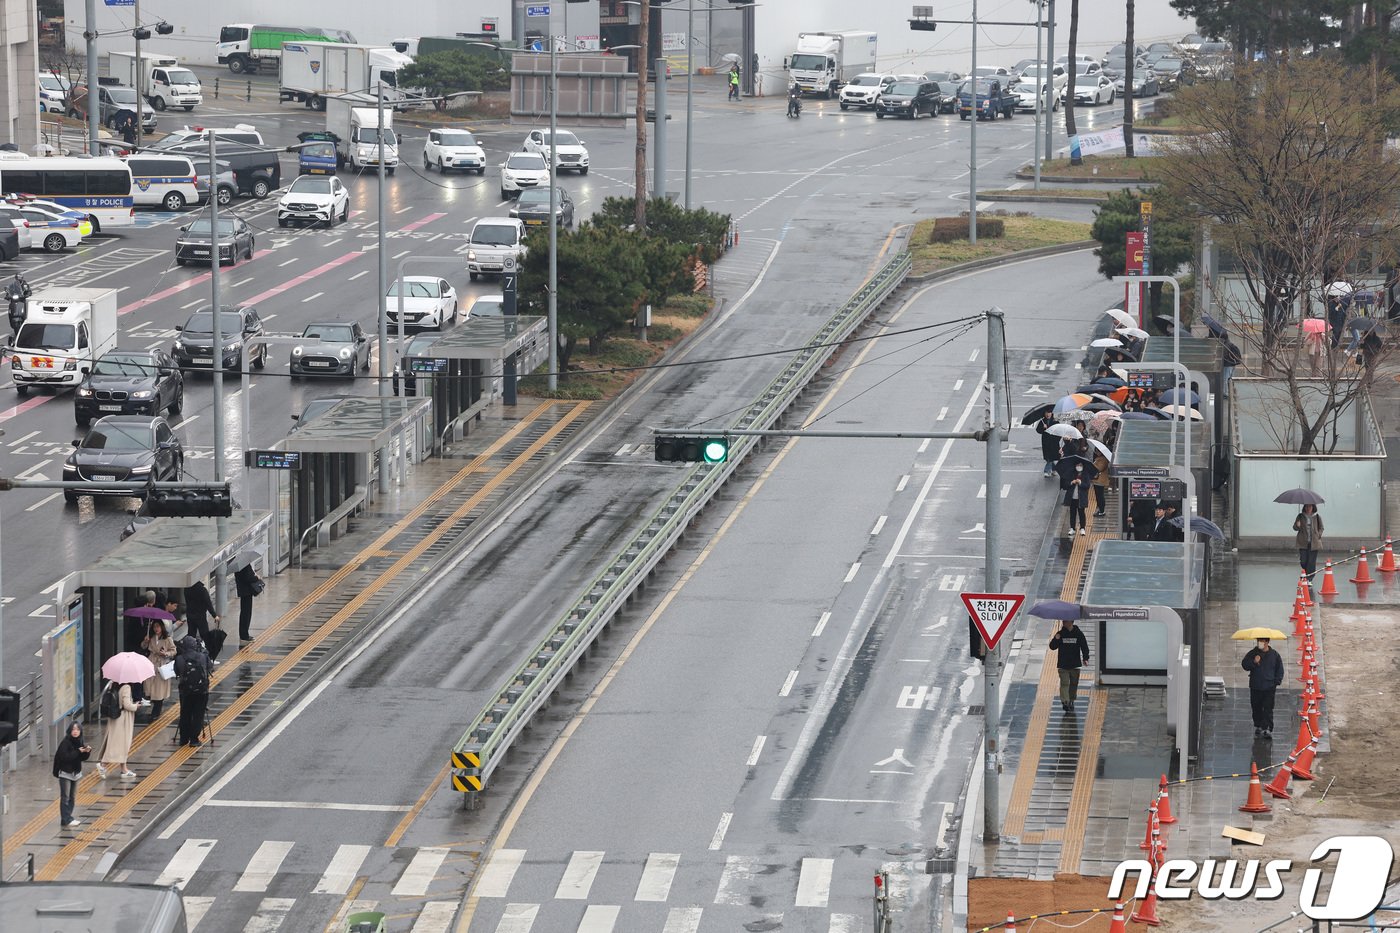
[1159,387,1200,406]
[1168,515,1225,540]
[1092,377,1127,388]
[1029,599,1082,620]
[1201,314,1229,339]
[1120,411,1156,420]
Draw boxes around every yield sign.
[960,592,1026,652]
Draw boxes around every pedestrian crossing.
[136,839,927,932]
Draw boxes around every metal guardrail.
[448,250,912,799]
[294,485,367,569]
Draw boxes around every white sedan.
[385,276,458,331]
[1072,74,1117,106]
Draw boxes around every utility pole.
[634,0,650,229]
[84,0,99,155]
[982,307,1006,841]
[653,57,667,201]
[1045,0,1056,160]
[377,80,390,397]
[969,0,979,244]
[548,37,559,391]
[209,130,228,619]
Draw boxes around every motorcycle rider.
[6,272,31,337]
[788,81,802,117]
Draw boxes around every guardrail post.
[213,78,219,100]
[246,81,252,102]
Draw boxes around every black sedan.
[934,81,961,113]
[510,187,574,228]
[63,415,184,504]
[74,349,184,426]
[175,215,255,266]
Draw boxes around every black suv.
[876,80,940,119]
[161,140,282,199]
[173,304,267,371]
[75,349,184,426]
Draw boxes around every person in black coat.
[1127,497,1158,540]
[1036,411,1061,478]
[1049,620,1091,713]
[1241,638,1285,737]
[174,635,211,747]
[183,580,219,643]
[1062,462,1092,536]
[52,721,91,828]
[1147,504,1180,541]
[233,562,262,644]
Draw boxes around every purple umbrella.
[124,607,176,622]
[1029,600,1082,620]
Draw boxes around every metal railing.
[3,674,44,770]
[294,485,367,569]
[448,250,912,800]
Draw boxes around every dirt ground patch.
[970,606,1400,931]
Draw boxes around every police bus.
[0,154,135,233]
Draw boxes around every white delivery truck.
[279,41,418,111]
[11,287,119,395]
[326,96,399,173]
[786,31,878,98]
[109,51,203,111]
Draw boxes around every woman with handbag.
[141,619,176,720]
[52,721,91,828]
[234,560,264,646]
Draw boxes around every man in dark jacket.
[1242,637,1285,737]
[1127,496,1158,540]
[174,635,211,747]
[233,561,261,645]
[1049,619,1091,713]
[183,580,219,643]
[1035,411,1061,478]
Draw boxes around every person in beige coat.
[141,620,176,719]
[1294,504,1324,579]
[96,684,138,780]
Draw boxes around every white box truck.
[11,287,119,394]
[326,96,398,173]
[279,41,417,110]
[786,31,878,98]
[109,51,203,111]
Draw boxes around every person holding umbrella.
[1062,459,1094,536]
[232,549,265,646]
[1293,503,1324,579]
[1036,409,1061,478]
[1240,634,1285,738]
[140,618,176,720]
[95,651,155,779]
[1049,618,1091,713]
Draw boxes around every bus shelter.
[263,396,433,569]
[43,511,270,746]
[1139,335,1225,446]
[1081,539,1206,779]
[403,315,549,450]
[1111,419,1211,533]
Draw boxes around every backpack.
[99,682,121,720]
[177,654,208,695]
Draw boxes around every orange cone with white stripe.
[1351,549,1375,584]
[1138,803,1157,850]
[1320,561,1338,596]
[1131,888,1162,926]
[1003,912,1017,931]
[1298,571,1314,604]
[1240,762,1272,813]
[1109,902,1129,933]
[1265,753,1299,800]
[1381,538,1398,573]
[1156,774,1176,824]
[1289,589,1307,623]
[1293,606,1310,637]
[1292,738,1319,781]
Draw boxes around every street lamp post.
[377,80,390,398]
[969,0,979,244]
[548,35,559,391]
[84,0,99,154]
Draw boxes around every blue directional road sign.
[526,4,551,15]
[104,0,135,5]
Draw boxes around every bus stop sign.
[960,592,1026,652]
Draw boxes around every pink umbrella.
[101,651,155,684]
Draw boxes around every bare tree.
[1064,0,1081,164]
[1157,58,1400,453]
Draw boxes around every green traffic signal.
[701,439,729,463]
[654,434,730,464]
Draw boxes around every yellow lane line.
[385,762,452,849]
[19,402,588,876]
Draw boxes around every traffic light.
[909,19,938,31]
[0,688,19,746]
[133,26,150,40]
[654,435,729,464]
[146,485,234,518]
[156,22,175,35]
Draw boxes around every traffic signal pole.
[982,307,1006,842]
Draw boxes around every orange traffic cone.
[1320,561,1338,596]
[1290,715,1314,757]
[1156,774,1176,824]
[1131,888,1162,926]
[1298,571,1314,604]
[1293,607,1310,637]
[1304,697,1321,736]
[1003,912,1017,932]
[1109,902,1129,933]
[1351,549,1375,584]
[1293,739,1319,781]
[1381,538,1399,573]
[1297,622,1314,651]
[1265,753,1299,800]
[1138,803,1158,850]
[1288,590,1306,623]
[1240,761,1272,813]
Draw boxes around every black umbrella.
[1054,456,1098,482]
[1021,402,1056,425]
[1201,314,1229,338]
[1168,515,1225,540]
[1274,488,1325,505]
[1120,411,1156,420]
[1151,315,1177,334]
[1159,387,1201,406]
[1092,376,1127,388]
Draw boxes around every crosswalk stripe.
[554,851,604,900]
[576,904,620,932]
[634,852,680,902]
[829,914,860,932]
[661,907,703,933]
[796,857,834,908]
[314,844,372,895]
[392,847,450,897]
[182,895,216,931]
[714,855,758,906]
[242,897,295,933]
[233,840,295,892]
[494,903,539,933]
[476,849,526,898]
[411,900,459,932]
[155,838,217,889]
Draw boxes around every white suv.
[277,175,349,227]
[838,73,893,110]
[424,128,486,175]
[500,152,550,199]
[521,129,589,174]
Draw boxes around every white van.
[466,218,526,281]
[123,154,199,211]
